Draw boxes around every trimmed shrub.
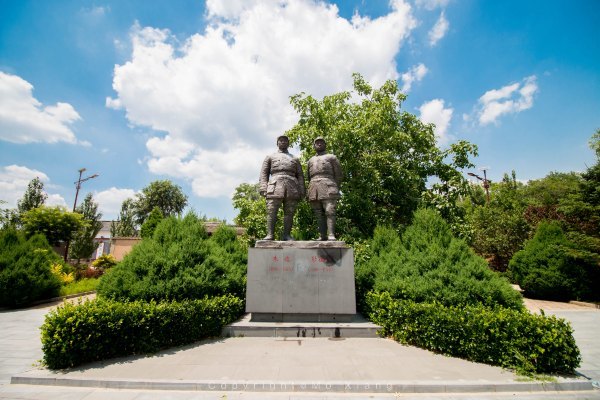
[366,291,580,375]
[509,221,599,301]
[0,228,62,307]
[41,295,243,369]
[356,209,523,311]
[97,213,246,301]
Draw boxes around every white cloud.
[0,72,82,144]
[94,187,137,220]
[428,12,448,46]
[401,63,428,93]
[415,0,449,10]
[0,165,66,208]
[418,99,453,142]
[108,0,418,199]
[477,75,538,125]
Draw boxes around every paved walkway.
[0,296,598,399]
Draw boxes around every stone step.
[222,313,381,338]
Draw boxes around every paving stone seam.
[9,376,594,393]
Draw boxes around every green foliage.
[70,194,103,260]
[140,207,163,239]
[110,198,137,237]
[98,213,246,301]
[285,73,477,239]
[0,228,62,307]
[467,172,530,271]
[509,221,599,301]
[41,295,243,369]
[366,292,580,375]
[59,278,100,296]
[356,208,523,311]
[133,180,188,225]
[21,206,84,246]
[0,201,19,229]
[91,254,117,272]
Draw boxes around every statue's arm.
[259,156,271,196]
[332,156,342,187]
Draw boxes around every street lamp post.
[468,169,490,204]
[63,168,99,261]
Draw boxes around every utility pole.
[468,169,490,204]
[64,168,99,261]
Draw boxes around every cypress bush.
[366,292,580,375]
[41,295,243,369]
[509,221,599,301]
[98,213,246,301]
[356,208,523,311]
[0,228,62,307]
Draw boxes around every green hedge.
[366,291,580,375]
[41,295,244,369]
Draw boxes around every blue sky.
[1,0,599,222]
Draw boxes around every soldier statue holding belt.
[307,137,342,241]
[259,135,306,241]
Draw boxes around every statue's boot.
[282,213,294,241]
[263,212,276,240]
[327,216,336,241]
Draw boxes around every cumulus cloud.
[94,187,137,220]
[428,12,448,45]
[0,72,82,144]
[0,165,66,208]
[477,75,538,125]
[418,99,453,142]
[400,63,428,93]
[107,0,417,198]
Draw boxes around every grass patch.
[59,278,100,297]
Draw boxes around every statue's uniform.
[307,153,342,240]
[259,150,305,240]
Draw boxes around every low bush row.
[366,291,580,375]
[41,295,244,369]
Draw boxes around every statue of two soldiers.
[259,135,342,241]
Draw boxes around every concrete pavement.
[0,297,598,399]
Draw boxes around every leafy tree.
[285,73,477,238]
[21,206,84,247]
[356,208,523,311]
[0,228,62,307]
[140,207,163,239]
[69,193,103,261]
[110,199,137,237]
[467,172,530,271]
[17,177,47,215]
[509,221,599,301]
[133,180,188,225]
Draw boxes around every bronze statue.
[307,137,342,240]
[259,135,305,241]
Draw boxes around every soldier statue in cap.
[307,137,342,240]
[259,135,306,240]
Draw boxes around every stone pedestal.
[246,241,356,322]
